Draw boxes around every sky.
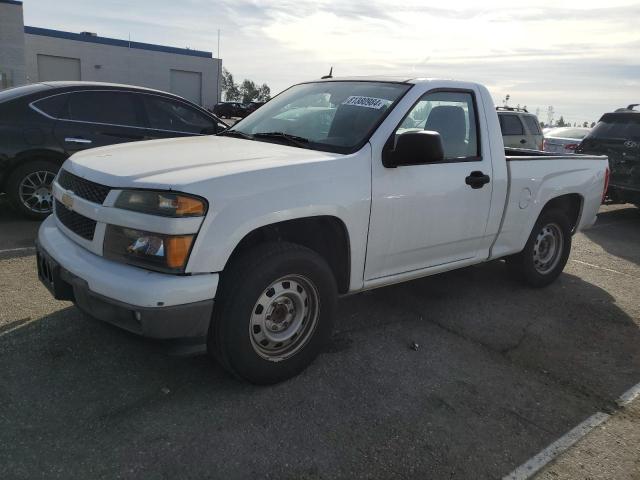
[22,0,640,124]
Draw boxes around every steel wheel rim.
[533,222,563,274]
[249,274,320,361]
[19,170,56,214]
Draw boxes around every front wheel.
[209,242,337,384]
[508,209,572,288]
[7,160,59,220]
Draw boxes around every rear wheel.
[508,209,572,288]
[7,160,59,220]
[209,242,337,384]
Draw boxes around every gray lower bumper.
[36,240,213,354]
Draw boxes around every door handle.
[465,171,491,189]
[520,138,527,144]
[65,137,92,144]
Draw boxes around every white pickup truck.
[36,77,609,384]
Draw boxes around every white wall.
[24,33,221,108]
[0,1,26,88]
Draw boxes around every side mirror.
[384,130,445,167]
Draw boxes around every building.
[0,0,221,107]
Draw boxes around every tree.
[221,68,241,101]
[240,79,259,103]
[583,121,588,127]
[221,69,271,103]
[256,84,271,102]
[590,122,596,128]
[557,116,566,127]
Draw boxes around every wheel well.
[2,150,66,191]
[541,193,583,232]
[227,216,351,293]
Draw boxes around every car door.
[140,94,222,139]
[499,113,528,148]
[365,89,493,280]
[53,90,147,155]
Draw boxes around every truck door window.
[397,91,479,160]
[499,114,524,136]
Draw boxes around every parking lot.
[0,200,639,479]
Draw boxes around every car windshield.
[589,113,640,141]
[227,81,411,153]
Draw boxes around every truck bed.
[489,148,608,261]
[504,147,600,160]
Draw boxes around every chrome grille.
[57,170,111,204]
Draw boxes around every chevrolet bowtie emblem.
[61,192,74,210]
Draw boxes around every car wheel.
[508,209,572,288]
[7,160,59,220]
[209,242,337,384]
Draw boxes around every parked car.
[578,104,640,205]
[543,127,591,153]
[213,102,249,118]
[245,101,265,113]
[36,77,608,384]
[0,81,228,219]
[497,107,544,150]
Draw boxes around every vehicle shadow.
[1,262,638,479]
[583,205,640,266]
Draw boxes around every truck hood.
[63,136,342,189]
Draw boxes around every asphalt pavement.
[0,201,638,479]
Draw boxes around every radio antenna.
[321,67,333,79]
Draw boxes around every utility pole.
[217,29,221,104]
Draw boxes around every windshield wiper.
[253,132,311,148]
[217,130,254,140]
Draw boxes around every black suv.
[0,82,227,219]
[212,102,249,118]
[578,104,640,206]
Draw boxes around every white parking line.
[503,412,611,480]
[0,246,36,254]
[571,259,637,278]
[617,381,640,407]
[0,316,41,337]
[504,380,640,479]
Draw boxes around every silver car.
[543,127,591,154]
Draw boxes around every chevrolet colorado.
[36,77,609,384]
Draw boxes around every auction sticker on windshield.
[342,96,391,109]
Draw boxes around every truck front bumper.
[36,216,218,352]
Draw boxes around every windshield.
[589,113,640,141]
[227,81,411,153]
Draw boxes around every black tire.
[209,242,337,384]
[507,209,572,288]
[6,160,59,220]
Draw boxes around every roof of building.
[0,0,24,6]
[24,26,214,59]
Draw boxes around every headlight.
[114,190,207,217]
[103,225,195,273]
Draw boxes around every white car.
[36,77,609,384]
[543,127,591,153]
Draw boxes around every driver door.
[365,89,493,280]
